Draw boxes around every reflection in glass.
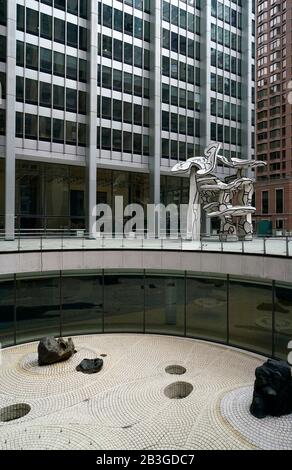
[0,157,4,217]
[45,165,69,217]
[274,282,292,359]
[61,273,103,336]
[104,272,144,332]
[229,277,273,355]
[0,277,15,347]
[186,275,227,342]
[16,274,60,344]
[145,275,185,335]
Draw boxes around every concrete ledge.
[0,250,291,282]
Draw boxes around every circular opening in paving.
[164,382,193,400]
[0,404,31,423]
[165,365,186,375]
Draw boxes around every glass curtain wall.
[61,271,103,336]
[14,161,150,231]
[0,275,15,347]
[0,270,291,360]
[0,158,4,230]
[229,277,273,356]
[186,274,227,343]
[104,270,144,332]
[145,272,185,335]
[274,281,292,359]
[15,272,61,344]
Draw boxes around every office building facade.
[255,0,292,233]
[0,0,255,238]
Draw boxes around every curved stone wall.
[0,255,292,361]
[0,249,291,282]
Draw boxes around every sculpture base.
[219,234,238,242]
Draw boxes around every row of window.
[210,98,242,123]
[211,49,242,77]
[98,34,150,71]
[261,189,283,215]
[16,112,87,146]
[211,73,242,99]
[162,84,200,112]
[16,77,87,115]
[35,0,88,18]
[0,72,5,99]
[4,112,151,154]
[16,41,87,83]
[98,3,150,43]
[211,0,242,29]
[0,109,5,136]
[211,24,242,52]
[257,107,284,121]
[258,129,283,141]
[0,36,6,63]
[210,122,242,146]
[0,0,6,26]
[162,29,200,60]
[161,138,197,161]
[115,0,150,14]
[257,141,285,153]
[97,65,149,99]
[162,111,200,137]
[17,6,88,51]
[97,96,149,128]
[96,127,149,155]
[162,1,201,34]
[162,56,200,86]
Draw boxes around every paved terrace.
[0,335,291,450]
[0,235,292,257]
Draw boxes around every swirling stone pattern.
[0,335,291,450]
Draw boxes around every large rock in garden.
[38,337,76,366]
[250,359,292,419]
[76,358,103,374]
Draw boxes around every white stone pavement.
[0,334,291,450]
[0,236,291,257]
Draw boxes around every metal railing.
[0,230,291,257]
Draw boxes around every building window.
[262,191,269,214]
[276,189,283,214]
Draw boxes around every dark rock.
[250,359,292,419]
[38,337,76,366]
[76,358,104,374]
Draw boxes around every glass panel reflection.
[274,282,292,360]
[61,272,103,336]
[229,277,273,355]
[104,271,144,332]
[145,274,185,335]
[16,273,61,344]
[0,277,15,347]
[186,274,227,342]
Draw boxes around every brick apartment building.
[256,0,292,235]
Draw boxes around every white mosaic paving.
[0,334,291,450]
[221,386,292,450]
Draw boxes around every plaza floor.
[0,334,291,450]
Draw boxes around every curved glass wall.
[0,270,292,361]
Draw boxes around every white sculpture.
[171,143,266,241]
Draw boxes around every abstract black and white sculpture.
[171,143,266,241]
